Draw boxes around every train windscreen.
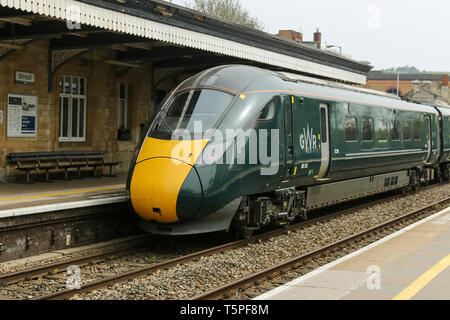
[149,89,233,139]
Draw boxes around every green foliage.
[187,0,264,30]
[384,65,422,74]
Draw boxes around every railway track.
[192,197,450,300]
[0,235,152,285]
[0,183,446,300]
[30,187,425,300]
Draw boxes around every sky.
[170,0,450,72]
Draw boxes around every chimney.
[413,81,420,93]
[442,75,449,103]
[278,30,303,44]
[313,28,322,49]
[443,74,449,87]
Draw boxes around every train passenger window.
[391,120,401,141]
[345,117,358,142]
[413,121,421,140]
[403,122,411,140]
[362,118,374,141]
[257,100,276,121]
[376,120,388,141]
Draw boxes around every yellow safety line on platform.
[0,186,125,202]
[393,253,450,300]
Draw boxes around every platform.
[0,174,127,218]
[255,206,450,300]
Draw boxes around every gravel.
[69,183,450,300]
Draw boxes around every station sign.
[15,71,35,85]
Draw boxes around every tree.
[187,0,263,31]
[384,65,422,74]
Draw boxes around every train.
[125,65,450,237]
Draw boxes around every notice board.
[7,93,38,137]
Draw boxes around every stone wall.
[0,40,156,182]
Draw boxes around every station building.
[366,71,449,105]
[0,0,372,182]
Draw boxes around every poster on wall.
[7,93,38,137]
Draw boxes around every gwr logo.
[299,124,317,153]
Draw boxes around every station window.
[391,120,401,141]
[118,84,128,129]
[413,120,421,140]
[59,76,87,141]
[345,117,358,142]
[257,99,276,121]
[403,121,411,140]
[362,118,374,141]
[376,119,388,141]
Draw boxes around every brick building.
[366,71,449,104]
[0,0,371,182]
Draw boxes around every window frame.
[257,98,277,122]
[362,117,374,142]
[344,116,359,142]
[413,120,422,141]
[376,119,388,142]
[118,84,129,129]
[403,121,411,141]
[59,75,87,142]
[391,120,401,141]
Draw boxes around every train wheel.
[410,170,420,193]
[443,166,450,181]
[281,221,291,229]
[298,209,308,221]
[239,228,254,239]
[401,187,408,197]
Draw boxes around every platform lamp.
[326,45,342,54]
[411,79,432,103]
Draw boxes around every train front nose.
[129,138,208,223]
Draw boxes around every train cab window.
[362,118,374,141]
[403,122,411,140]
[345,117,358,142]
[150,89,233,138]
[413,121,421,140]
[257,100,276,121]
[391,120,401,141]
[376,120,388,141]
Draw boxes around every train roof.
[423,102,450,116]
[179,65,438,114]
[272,71,401,100]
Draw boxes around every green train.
[126,65,450,237]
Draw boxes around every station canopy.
[0,0,372,90]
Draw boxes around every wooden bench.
[7,151,119,183]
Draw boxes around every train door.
[425,115,432,163]
[282,96,294,181]
[315,103,330,180]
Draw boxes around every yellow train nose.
[130,157,200,223]
[129,137,209,223]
